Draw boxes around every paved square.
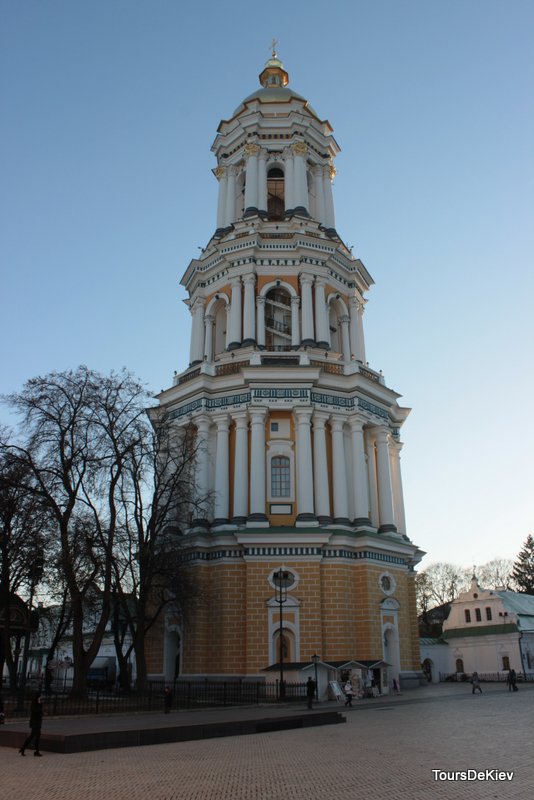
[1,684,532,799]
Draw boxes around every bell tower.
[156,52,424,690]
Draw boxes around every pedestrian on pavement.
[163,686,173,713]
[344,680,354,707]
[306,676,317,709]
[19,691,44,756]
[507,668,518,692]
[471,671,482,694]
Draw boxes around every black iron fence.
[440,671,532,683]
[1,679,307,719]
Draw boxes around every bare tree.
[477,558,515,590]
[110,414,201,691]
[2,367,201,696]
[1,367,149,696]
[0,442,49,690]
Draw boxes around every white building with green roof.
[441,576,534,678]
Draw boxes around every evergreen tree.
[511,535,534,594]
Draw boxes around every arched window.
[213,301,227,356]
[271,456,291,498]
[267,167,285,220]
[265,287,292,351]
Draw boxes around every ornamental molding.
[244,143,261,157]
[167,390,390,423]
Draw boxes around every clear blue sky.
[1,0,533,569]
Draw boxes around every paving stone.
[1,683,532,799]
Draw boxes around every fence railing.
[1,679,307,719]
[439,671,532,683]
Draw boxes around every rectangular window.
[475,608,482,622]
[486,607,492,621]
[271,422,279,432]
[465,610,471,623]
[271,456,290,498]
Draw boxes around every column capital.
[232,410,249,428]
[212,413,230,430]
[329,414,346,433]
[293,407,313,424]
[291,295,300,307]
[375,425,391,443]
[243,273,256,286]
[293,141,308,156]
[314,276,327,288]
[214,166,226,179]
[312,411,330,429]
[348,414,366,433]
[191,296,205,313]
[299,272,315,287]
[244,142,260,157]
[250,406,268,423]
[204,314,215,325]
[227,164,238,177]
[194,413,211,432]
[230,276,242,288]
[339,314,350,325]
[257,295,266,306]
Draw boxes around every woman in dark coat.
[19,692,44,756]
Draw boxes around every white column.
[244,143,260,214]
[204,314,214,362]
[258,150,268,214]
[314,278,329,348]
[349,297,366,362]
[291,296,301,348]
[323,164,336,229]
[248,408,268,525]
[366,433,379,528]
[189,298,205,365]
[215,167,228,230]
[349,415,371,526]
[256,295,266,348]
[284,150,294,212]
[294,408,317,525]
[228,277,242,349]
[313,411,331,524]
[225,165,237,227]
[242,274,256,345]
[375,427,397,533]
[232,412,249,524]
[300,273,315,345]
[193,414,211,527]
[313,164,325,225]
[340,314,351,361]
[390,440,407,536]
[292,142,309,213]
[330,415,350,525]
[225,304,231,350]
[213,414,230,526]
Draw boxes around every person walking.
[344,680,354,707]
[507,668,518,692]
[471,671,482,694]
[163,686,173,713]
[306,676,317,709]
[19,692,44,756]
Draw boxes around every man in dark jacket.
[19,692,44,756]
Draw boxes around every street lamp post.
[311,653,320,702]
[273,569,291,700]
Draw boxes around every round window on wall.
[379,572,396,596]
[269,568,298,592]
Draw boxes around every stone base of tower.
[153,527,424,690]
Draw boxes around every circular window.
[269,568,297,591]
[379,572,396,596]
